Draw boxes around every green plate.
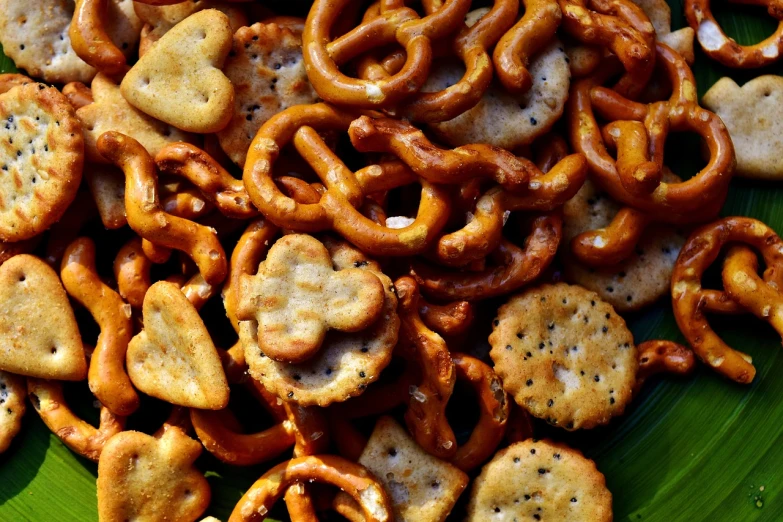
[1,2,783,519]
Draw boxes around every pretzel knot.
[671,217,783,384]
[303,0,472,108]
[228,455,393,522]
[686,0,783,68]
[636,340,695,392]
[236,234,386,364]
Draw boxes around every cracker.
[0,73,33,95]
[562,176,685,312]
[702,76,783,180]
[237,234,386,364]
[0,370,26,453]
[0,0,141,84]
[77,73,192,163]
[85,163,127,229]
[97,427,211,522]
[135,0,249,57]
[217,22,319,167]
[489,283,637,430]
[0,254,87,380]
[0,82,84,241]
[333,416,469,522]
[466,439,613,521]
[428,40,569,149]
[630,0,694,62]
[127,281,229,409]
[241,240,399,406]
[121,9,235,133]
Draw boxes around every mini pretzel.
[571,207,652,266]
[155,142,258,219]
[493,0,562,94]
[419,297,475,336]
[62,82,94,110]
[602,120,661,196]
[412,212,563,301]
[61,238,138,417]
[228,455,393,522]
[723,245,783,337]
[302,0,471,108]
[114,236,153,309]
[671,217,783,383]
[395,276,457,459]
[635,340,695,392]
[97,131,227,286]
[686,0,783,68]
[28,378,125,461]
[70,0,128,76]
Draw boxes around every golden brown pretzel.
[493,0,562,94]
[97,131,227,286]
[723,245,783,337]
[419,297,475,336]
[61,238,138,417]
[635,340,696,392]
[570,207,652,267]
[70,0,128,76]
[114,236,153,309]
[602,120,661,196]
[671,217,783,383]
[62,82,94,110]
[28,379,125,462]
[228,455,393,522]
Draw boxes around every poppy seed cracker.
[489,283,638,430]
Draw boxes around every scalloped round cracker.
[0,82,84,241]
[467,439,612,521]
[489,283,638,430]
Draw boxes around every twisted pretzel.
[635,340,695,392]
[571,207,652,267]
[723,245,783,337]
[419,297,475,336]
[62,82,94,110]
[28,378,125,462]
[494,0,562,94]
[97,132,227,286]
[61,238,138,417]
[70,0,128,76]
[671,217,783,383]
[303,0,471,108]
[114,236,153,309]
[395,276,457,459]
[686,0,783,68]
[228,455,393,522]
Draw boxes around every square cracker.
[333,416,468,522]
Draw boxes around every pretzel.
[671,217,783,383]
[500,153,589,212]
[228,455,393,522]
[97,131,228,286]
[723,245,783,337]
[635,340,695,392]
[70,0,128,76]
[302,0,471,108]
[61,238,138,417]
[395,276,457,459]
[685,0,783,68]
[114,236,153,309]
[571,207,652,266]
[62,82,94,110]
[156,142,258,219]
[602,120,661,196]
[28,378,125,462]
[559,0,655,96]
[419,297,475,336]
[412,212,563,301]
[493,0,562,94]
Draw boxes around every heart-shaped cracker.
[121,9,235,133]
[0,255,86,380]
[237,234,386,364]
[127,281,229,409]
[98,427,211,522]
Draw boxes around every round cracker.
[489,283,638,430]
[217,22,318,167]
[427,39,570,149]
[0,83,84,241]
[562,176,685,312]
[466,439,613,521]
[241,240,399,406]
[0,370,26,453]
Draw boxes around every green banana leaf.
[1,1,783,519]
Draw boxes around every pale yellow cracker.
[77,73,192,163]
[489,283,638,430]
[121,9,235,133]
[428,40,570,149]
[241,239,399,406]
[0,254,86,380]
[702,76,783,180]
[0,370,26,453]
[217,22,319,167]
[127,281,229,409]
[97,427,211,522]
[0,0,141,84]
[0,82,84,241]
[333,416,469,522]
[630,0,694,62]
[562,176,685,312]
[466,439,613,521]
[85,163,127,229]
